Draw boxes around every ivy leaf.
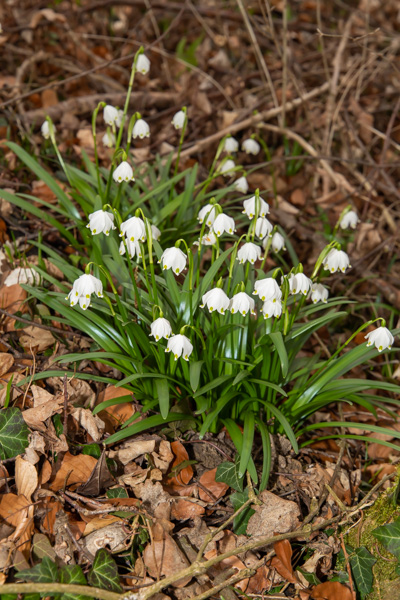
[18,556,58,583]
[349,546,376,599]
[230,489,255,535]
[107,487,129,499]
[88,549,122,593]
[372,519,400,559]
[0,407,29,460]
[216,456,244,492]
[60,564,90,600]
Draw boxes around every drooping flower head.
[323,249,351,274]
[195,231,217,246]
[288,273,312,296]
[136,54,150,75]
[230,292,256,316]
[150,318,172,341]
[132,119,150,139]
[224,137,239,153]
[237,242,262,265]
[120,216,146,243]
[102,131,115,148]
[159,247,187,275]
[41,121,51,139]
[243,196,270,219]
[340,210,359,230]
[365,327,394,352]
[87,210,116,236]
[172,110,186,130]
[271,232,286,252]
[166,334,193,361]
[253,278,282,302]
[242,138,260,155]
[67,274,103,310]
[200,288,230,314]
[103,105,119,126]
[198,205,217,227]
[212,213,236,237]
[311,283,329,304]
[113,161,135,183]
[255,217,273,240]
[218,159,236,177]
[262,299,282,319]
[234,176,249,194]
[119,239,142,260]
[151,225,161,241]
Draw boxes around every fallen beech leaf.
[171,499,205,520]
[15,456,38,501]
[109,439,156,465]
[271,539,297,583]
[70,407,105,442]
[198,468,229,502]
[97,385,135,428]
[76,449,114,496]
[0,493,34,555]
[311,581,353,599]
[83,515,122,536]
[19,325,55,352]
[143,533,192,587]
[152,440,174,472]
[50,452,97,491]
[0,284,27,327]
[247,490,300,540]
[0,352,13,377]
[169,441,193,486]
[22,396,63,431]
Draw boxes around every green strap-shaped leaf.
[189,360,203,392]
[0,407,29,460]
[239,412,255,478]
[87,549,122,593]
[156,378,170,419]
[268,331,288,378]
[105,413,195,445]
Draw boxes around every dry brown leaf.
[83,514,123,536]
[198,468,229,502]
[50,452,98,491]
[31,385,54,406]
[15,456,38,502]
[143,534,192,587]
[22,396,63,431]
[169,441,193,486]
[109,439,156,465]
[70,407,105,442]
[96,385,135,427]
[0,493,34,555]
[171,499,205,520]
[39,459,52,486]
[19,325,55,352]
[152,440,174,472]
[290,188,306,207]
[271,539,297,584]
[311,581,353,600]
[247,490,300,540]
[0,284,27,327]
[0,352,13,377]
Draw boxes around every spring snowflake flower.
[41,121,51,139]
[242,138,260,155]
[311,283,329,304]
[198,205,217,227]
[172,110,186,130]
[255,217,273,240]
[132,119,150,139]
[288,273,312,296]
[159,247,187,275]
[323,249,351,274]
[120,216,146,243]
[262,299,282,319]
[234,176,249,194]
[340,210,359,230]
[67,274,103,310]
[271,232,286,252]
[237,242,262,265]
[87,210,116,236]
[200,288,230,314]
[212,213,236,237]
[136,54,150,75]
[102,131,115,148]
[194,231,217,246]
[166,334,193,361]
[151,225,161,241]
[119,239,142,259]
[103,105,119,126]
[113,161,135,183]
[218,159,236,177]
[230,292,256,316]
[150,318,172,341]
[253,278,282,302]
[224,137,239,153]
[365,326,394,352]
[243,196,270,219]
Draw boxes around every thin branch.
[0,583,121,600]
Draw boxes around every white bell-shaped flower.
[271,232,286,252]
[212,213,236,237]
[253,278,282,302]
[132,119,150,139]
[234,176,249,194]
[67,274,103,310]
[243,196,270,219]
[199,231,217,246]
[103,105,119,126]
[113,161,135,183]
[230,292,256,316]
[166,334,193,361]
[120,216,146,243]
[136,54,150,75]
[288,273,312,296]
[198,205,217,227]
[41,121,51,139]
[218,159,235,177]
[242,138,260,155]
[151,225,161,241]
[323,249,351,274]
[87,210,116,236]
[340,210,359,230]
[237,242,262,265]
[200,288,230,314]
[224,137,239,153]
[255,217,273,240]
[150,318,172,341]
[365,326,394,352]
[262,299,282,319]
[171,110,186,130]
[311,283,329,304]
[119,239,142,259]
[102,131,115,148]
[159,247,187,275]
[115,110,124,128]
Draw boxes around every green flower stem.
[126,112,140,155]
[176,239,194,323]
[86,261,119,316]
[199,136,230,198]
[260,233,273,271]
[115,50,143,152]
[170,107,188,202]
[47,118,72,188]
[181,324,206,352]
[226,235,246,296]
[137,208,158,305]
[92,101,106,198]
[311,241,338,280]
